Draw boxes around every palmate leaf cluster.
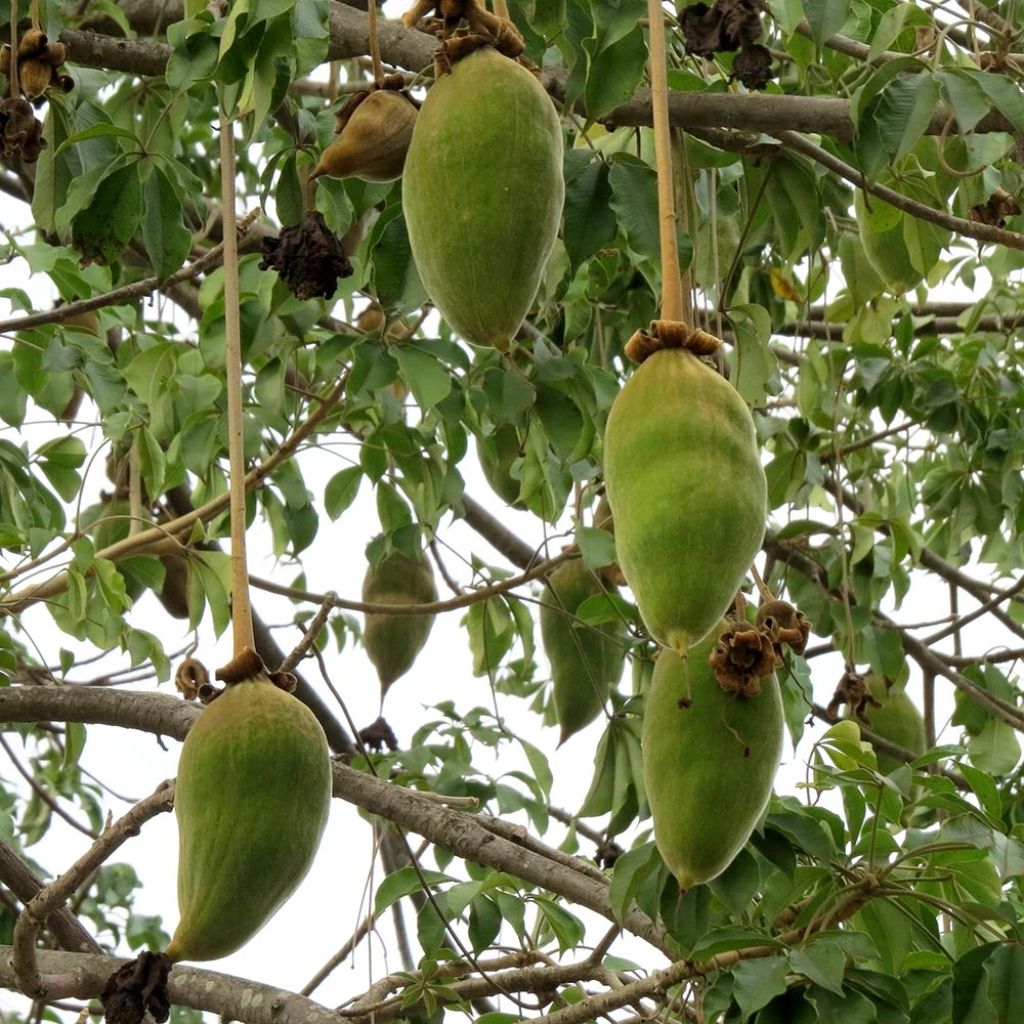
[1,0,1024,1021]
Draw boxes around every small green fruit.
[476,423,524,507]
[362,548,438,694]
[643,625,783,890]
[540,559,626,744]
[603,349,767,654]
[402,46,564,349]
[857,674,926,774]
[165,675,331,962]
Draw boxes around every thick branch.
[0,686,674,957]
[0,945,339,1024]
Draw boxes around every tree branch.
[11,780,174,998]
[0,945,341,1024]
[0,686,674,956]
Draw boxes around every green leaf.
[608,841,662,922]
[953,942,1024,1024]
[325,467,362,520]
[141,167,193,281]
[968,718,1021,777]
[728,304,778,404]
[802,0,850,47]
[562,157,617,269]
[790,938,848,994]
[61,722,87,772]
[608,161,661,263]
[394,345,452,409]
[583,24,646,119]
[374,866,454,916]
[968,70,1024,135]
[731,957,790,1018]
[533,896,585,953]
[71,163,143,266]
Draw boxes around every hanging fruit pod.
[402,45,564,349]
[310,87,418,184]
[643,622,783,890]
[362,546,438,695]
[165,660,331,962]
[603,335,767,655]
[539,559,626,745]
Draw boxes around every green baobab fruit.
[603,348,766,654]
[158,553,191,620]
[643,625,783,890]
[857,674,926,774]
[165,673,331,962]
[540,559,625,744]
[362,547,438,694]
[402,46,564,349]
[854,184,948,296]
[476,423,524,507]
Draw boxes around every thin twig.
[11,780,175,998]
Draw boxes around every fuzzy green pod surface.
[165,675,331,962]
[857,674,926,774]
[402,46,564,349]
[603,348,767,654]
[643,625,783,890]
[540,559,625,744]
[362,547,438,694]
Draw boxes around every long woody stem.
[646,0,683,322]
[218,112,256,655]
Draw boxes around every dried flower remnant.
[259,211,353,301]
[0,97,45,162]
[709,622,779,697]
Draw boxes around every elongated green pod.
[363,548,438,694]
[642,625,783,890]
[856,674,926,774]
[402,46,564,349]
[603,348,767,654]
[165,675,331,962]
[540,559,625,744]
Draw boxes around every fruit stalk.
[646,0,683,323]
[219,110,255,654]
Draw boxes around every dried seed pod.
[311,89,418,183]
[20,58,55,100]
[43,41,68,66]
[0,46,11,78]
[17,28,47,59]
[258,211,353,301]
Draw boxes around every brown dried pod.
[0,96,46,162]
[825,669,879,721]
[20,58,55,100]
[311,89,418,183]
[0,45,11,78]
[17,28,48,59]
[43,41,68,66]
[258,211,353,301]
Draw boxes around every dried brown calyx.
[259,211,353,301]
[100,950,172,1024]
[403,0,524,63]
[970,188,1021,228]
[624,319,722,364]
[709,622,780,697]
[0,30,73,101]
[359,715,399,752]
[825,669,880,721]
[755,598,810,656]
[0,97,45,163]
[677,0,774,91]
[310,76,420,184]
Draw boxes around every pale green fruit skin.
[603,349,767,654]
[166,676,331,962]
[477,423,524,507]
[402,46,564,349]
[540,560,625,744]
[643,627,783,890]
[363,549,438,693]
[859,675,926,774]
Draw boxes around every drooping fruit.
[165,673,331,962]
[402,46,564,349]
[603,348,766,654]
[540,559,626,744]
[310,89,418,183]
[854,674,926,774]
[643,624,783,890]
[854,183,949,296]
[362,547,438,694]
[476,423,524,507]
[158,552,190,620]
